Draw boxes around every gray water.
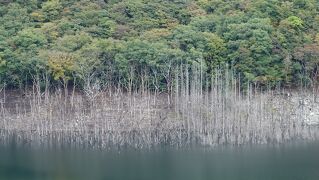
[1,142,319,180]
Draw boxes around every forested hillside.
[0,0,318,90]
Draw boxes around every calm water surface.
[0,142,319,180]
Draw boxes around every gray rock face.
[292,96,319,126]
[304,105,319,126]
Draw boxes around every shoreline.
[1,87,319,149]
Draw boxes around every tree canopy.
[0,0,318,90]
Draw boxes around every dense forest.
[0,0,319,91]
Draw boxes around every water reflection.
[0,142,319,180]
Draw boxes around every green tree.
[42,0,63,22]
[224,18,282,85]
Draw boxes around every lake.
[0,142,319,180]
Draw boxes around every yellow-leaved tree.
[40,50,76,90]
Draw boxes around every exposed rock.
[291,95,319,126]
